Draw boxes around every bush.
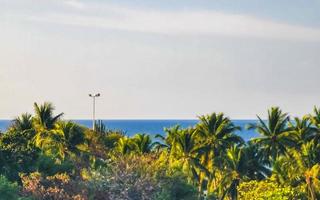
[0,175,20,200]
[238,180,306,200]
[86,154,198,200]
[35,155,74,176]
[153,173,198,200]
[21,172,87,200]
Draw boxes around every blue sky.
[0,0,320,119]
[112,0,320,26]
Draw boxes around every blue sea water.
[0,119,259,141]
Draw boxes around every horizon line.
[0,118,258,121]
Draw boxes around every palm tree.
[220,144,271,200]
[241,143,271,180]
[56,121,85,153]
[33,129,66,160]
[33,102,63,130]
[7,113,35,143]
[116,137,135,155]
[305,164,320,200]
[195,113,242,185]
[172,128,204,184]
[275,142,320,199]
[154,125,181,151]
[296,142,320,199]
[220,145,243,200]
[132,133,154,154]
[247,107,296,162]
[9,113,33,132]
[306,107,320,145]
[196,113,243,157]
[289,116,317,145]
[32,102,65,160]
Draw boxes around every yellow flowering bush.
[238,180,306,200]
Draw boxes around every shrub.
[0,175,21,200]
[86,154,198,200]
[153,173,198,200]
[238,180,306,200]
[21,172,87,200]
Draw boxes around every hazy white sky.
[0,0,320,119]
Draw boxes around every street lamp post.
[89,93,100,131]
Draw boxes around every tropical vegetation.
[0,102,319,199]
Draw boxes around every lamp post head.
[89,93,101,97]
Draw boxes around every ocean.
[0,119,259,141]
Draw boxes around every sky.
[0,0,320,119]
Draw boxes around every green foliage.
[0,175,20,200]
[132,133,154,154]
[33,102,63,130]
[248,107,297,162]
[2,102,320,199]
[86,154,199,200]
[35,154,74,176]
[153,173,198,200]
[0,127,38,181]
[238,180,306,200]
[103,132,124,149]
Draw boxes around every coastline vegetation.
[0,102,320,199]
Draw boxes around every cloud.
[15,2,320,41]
[61,0,85,10]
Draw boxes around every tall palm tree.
[247,107,296,162]
[33,102,65,160]
[33,102,64,130]
[196,113,243,157]
[172,128,204,184]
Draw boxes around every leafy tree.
[0,113,38,181]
